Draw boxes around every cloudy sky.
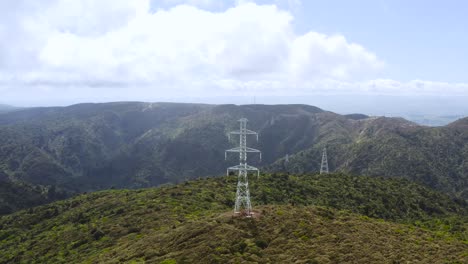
[1,0,468,107]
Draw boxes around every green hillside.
[0,174,466,263]
[0,102,467,214]
[0,179,50,215]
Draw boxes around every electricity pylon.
[320,147,329,174]
[225,118,261,217]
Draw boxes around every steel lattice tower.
[225,118,261,217]
[320,147,329,174]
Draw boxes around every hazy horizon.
[2,94,467,126]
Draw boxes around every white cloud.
[39,0,149,36]
[0,0,465,105]
[274,0,302,12]
[289,32,383,81]
[162,0,220,9]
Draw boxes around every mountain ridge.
[0,102,466,214]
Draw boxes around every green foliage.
[267,116,468,200]
[0,177,60,215]
[0,102,467,215]
[159,259,176,264]
[0,174,466,263]
[251,173,467,221]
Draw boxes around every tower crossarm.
[225,147,262,161]
[227,164,260,178]
[229,129,257,135]
[225,147,261,153]
[228,130,259,141]
[245,147,261,153]
[227,164,259,172]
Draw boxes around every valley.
[0,102,466,215]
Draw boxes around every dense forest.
[0,102,467,214]
[1,174,466,263]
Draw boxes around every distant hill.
[0,174,466,263]
[0,102,466,214]
[0,104,21,113]
[344,113,369,120]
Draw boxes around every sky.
[0,0,468,114]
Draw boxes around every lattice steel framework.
[320,147,329,174]
[225,118,261,217]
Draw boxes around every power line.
[225,118,261,217]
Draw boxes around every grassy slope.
[0,174,466,263]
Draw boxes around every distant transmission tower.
[225,118,261,217]
[320,147,329,174]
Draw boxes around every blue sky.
[0,0,467,109]
[292,0,468,83]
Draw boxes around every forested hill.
[0,174,466,263]
[0,102,466,213]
